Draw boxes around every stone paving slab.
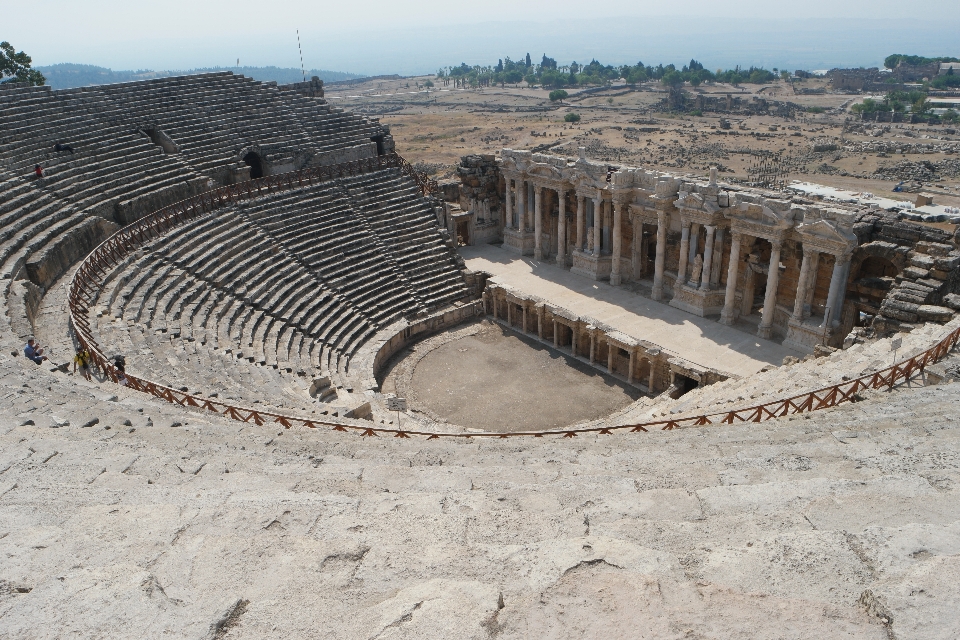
[461,244,803,377]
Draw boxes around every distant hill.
[35,63,364,90]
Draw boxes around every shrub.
[549,89,569,102]
[806,106,825,113]
[564,112,581,123]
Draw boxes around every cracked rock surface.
[1,350,959,639]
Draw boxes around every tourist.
[23,338,48,364]
[53,142,75,154]
[33,164,44,179]
[73,348,92,381]
[113,355,128,386]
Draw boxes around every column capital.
[681,218,692,230]
[769,238,783,251]
[802,245,820,259]
[835,250,853,265]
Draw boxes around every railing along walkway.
[68,156,960,440]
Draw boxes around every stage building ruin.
[449,148,960,352]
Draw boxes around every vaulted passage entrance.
[243,152,264,179]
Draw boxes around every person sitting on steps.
[24,338,48,364]
[53,142,75,154]
[34,164,44,179]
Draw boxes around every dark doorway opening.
[456,219,470,247]
[371,135,386,156]
[858,256,899,279]
[670,373,699,399]
[243,152,264,179]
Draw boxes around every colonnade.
[505,168,852,338]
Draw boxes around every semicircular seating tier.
[88,167,468,412]
[0,71,399,349]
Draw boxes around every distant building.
[940,62,960,76]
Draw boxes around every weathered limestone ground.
[388,320,639,431]
[1,347,959,639]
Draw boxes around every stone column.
[602,201,611,255]
[553,320,559,347]
[576,195,585,251]
[627,350,635,384]
[516,180,526,232]
[521,304,527,333]
[835,257,852,325]
[719,232,743,325]
[677,220,691,283]
[710,228,725,287]
[757,239,782,340]
[699,225,716,290]
[792,247,817,321]
[611,200,623,285]
[557,189,567,265]
[504,178,514,229]
[593,197,602,256]
[687,224,700,283]
[607,342,614,374]
[647,361,656,392]
[589,332,596,363]
[823,253,851,327]
[652,210,667,302]
[571,326,578,357]
[534,185,543,260]
[803,252,820,316]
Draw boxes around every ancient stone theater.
[1,73,959,638]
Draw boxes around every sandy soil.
[405,321,639,432]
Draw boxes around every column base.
[570,250,612,281]
[757,325,774,340]
[669,283,725,317]
[610,273,621,286]
[534,249,543,261]
[503,228,535,256]
[783,317,831,353]
[652,285,664,302]
[718,309,737,326]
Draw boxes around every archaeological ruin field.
[1,57,960,639]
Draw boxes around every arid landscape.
[327,74,960,209]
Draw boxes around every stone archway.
[243,151,264,179]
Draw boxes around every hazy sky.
[7,1,960,74]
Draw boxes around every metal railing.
[67,157,960,440]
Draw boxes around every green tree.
[661,69,684,88]
[564,112,581,123]
[549,89,569,102]
[424,79,433,88]
[0,41,45,85]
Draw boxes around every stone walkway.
[460,244,803,377]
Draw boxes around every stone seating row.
[0,72,390,203]
[87,209,383,401]
[337,171,469,308]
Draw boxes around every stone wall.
[456,154,501,229]
[482,282,731,394]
